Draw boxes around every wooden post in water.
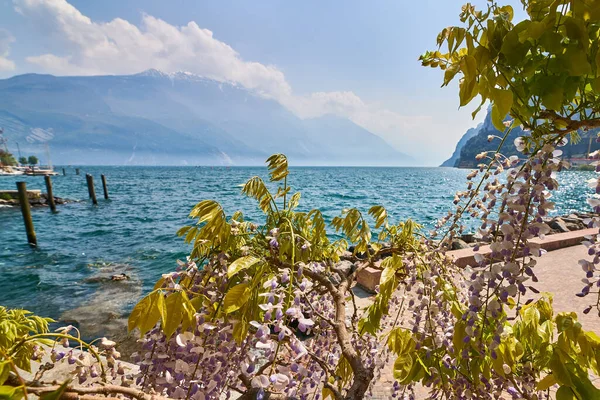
[16,182,37,246]
[86,174,98,205]
[62,168,66,176]
[101,174,109,200]
[76,168,80,175]
[44,175,56,212]
[86,174,92,198]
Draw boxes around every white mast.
[45,143,53,169]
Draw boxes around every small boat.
[0,166,24,176]
[23,166,59,176]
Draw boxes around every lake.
[0,166,595,337]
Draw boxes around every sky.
[0,0,524,165]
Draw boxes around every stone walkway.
[361,243,599,399]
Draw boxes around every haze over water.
[0,166,595,336]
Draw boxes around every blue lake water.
[0,166,595,335]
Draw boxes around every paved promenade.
[366,243,598,399]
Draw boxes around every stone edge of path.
[356,228,599,292]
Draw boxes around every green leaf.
[537,374,557,391]
[128,290,166,336]
[0,362,9,386]
[227,256,261,279]
[562,47,592,76]
[368,205,388,229]
[563,16,588,51]
[541,84,564,111]
[380,255,403,285]
[266,154,289,182]
[556,386,576,400]
[500,27,530,66]
[387,327,415,355]
[322,387,335,400]
[0,385,22,400]
[223,283,251,314]
[232,318,249,344]
[498,5,513,21]
[40,379,71,400]
[592,77,600,93]
[393,354,413,382]
[527,20,546,40]
[242,176,274,213]
[443,64,460,86]
[163,292,185,339]
[459,76,478,107]
[460,55,477,81]
[491,88,513,130]
[288,192,301,210]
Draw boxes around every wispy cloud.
[0,29,16,71]
[13,0,439,159]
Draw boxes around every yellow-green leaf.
[40,379,71,400]
[223,283,251,314]
[227,256,261,279]
[541,85,563,111]
[393,354,413,382]
[527,20,546,40]
[266,154,289,182]
[0,362,9,386]
[128,290,166,336]
[0,385,22,400]
[164,295,183,338]
[491,88,513,130]
[387,327,415,355]
[556,386,575,400]
[459,76,478,106]
[537,374,557,391]
[563,47,592,76]
[460,55,477,81]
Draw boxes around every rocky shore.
[452,211,597,249]
[0,192,75,208]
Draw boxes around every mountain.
[449,108,600,168]
[0,70,411,166]
[440,122,482,167]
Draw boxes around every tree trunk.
[344,368,374,400]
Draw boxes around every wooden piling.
[44,175,57,212]
[86,174,98,205]
[16,182,37,246]
[86,174,92,198]
[101,174,109,200]
[76,168,80,175]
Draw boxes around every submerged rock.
[451,239,470,250]
[549,217,570,233]
[60,262,142,359]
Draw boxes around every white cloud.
[0,29,16,71]
[13,0,444,161]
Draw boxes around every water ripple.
[0,166,595,331]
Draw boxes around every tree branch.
[27,384,168,400]
[539,110,600,134]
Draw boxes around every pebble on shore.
[454,211,596,248]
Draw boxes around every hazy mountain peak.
[135,68,171,78]
[0,71,412,166]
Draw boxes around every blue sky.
[0,0,523,165]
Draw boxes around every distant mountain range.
[0,70,411,166]
[440,122,482,167]
[441,108,600,168]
